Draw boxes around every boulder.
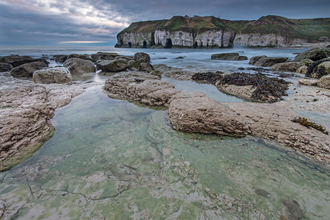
[63,58,96,75]
[0,62,13,72]
[298,79,318,86]
[296,66,307,74]
[133,52,150,63]
[249,55,267,65]
[315,61,330,76]
[68,54,93,61]
[53,55,68,63]
[128,59,154,72]
[10,61,48,77]
[254,57,289,67]
[168,92,249,137]
[0,54,48,67]
[150,70,162,78]
[271,62,298,72]
[91,52,118,62]
[33,67,72,84]
[104,72,179,106]
[96,59,128,72]
[211,53,247,60]
[293,48,330,62]
[139,62,154,72]
[297,59,314,69]
[317,75,330,89]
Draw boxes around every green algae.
[1,87,330,219]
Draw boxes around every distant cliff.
[115,15,330,48]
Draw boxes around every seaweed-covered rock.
[96,59,128,72]
[293,48,330,62]
[297,59,314,69]
[168,91,249,137]
[0,62,13,72]
[211,53,247,60]
[139,62,154,72]
[63,58,96,75]
[254,57,289,67]
[271,62,298,72]
[306,59,330,78]
[133,52,150,63]
[249,55,267,65]
[10,61,48,78]
[33,67,72,84]
[317,75,330,89]
[91,52,118,62]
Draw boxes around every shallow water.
[1,87,330,220]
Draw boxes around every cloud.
[0,0,329,46]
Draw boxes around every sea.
[1,45,330,219]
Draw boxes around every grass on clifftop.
[120,15,330,42]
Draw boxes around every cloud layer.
[0,0,329,46]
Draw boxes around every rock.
[33,67,72,84]
[211,53,247,60]
[0,62,13,72]
[271,62,298,72]
[0,76,89,171]
[68,54,93,61]
[296,66,307,74]
[10,61,48,78]
[315,61,330,76]
[133,52,151,63]
[168,92,249,137]
[255,189,270,197]
[0,55,49,67]
[298,79,318,86]
[139,62,154,72]
[317,75,330,89]
[254,57,289,67]
[53,55,68,63]
[281,199,305,220]
[249,56,267,65]
[63,58,96,75]
[175,56,185,59]
[293,48,330,62]
[150,70,162,78]
[153,64,195,80]
[96,59,128,72]
[104,72,179,105]
[91,52,118,62]
[297,59,314,69]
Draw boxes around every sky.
[0,0,329,46]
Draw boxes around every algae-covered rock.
[249,55,267,65]
[96,59,128,72]
[271,62,298,72]
[211,53,247,60]
[297,59,314,69]
[10,61,48,77]
[133,52,151,63]
[68,54,93,61]
[254,57,289,67]
[317,75,330,89]
[168,91,249,137]
[293,48,330,62]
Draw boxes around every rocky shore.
[1,47,330,171]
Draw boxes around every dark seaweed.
[292,117,329,135]
[306,60,328,78]
[192,72,290,102]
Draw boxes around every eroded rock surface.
[33,67,72,84]
[168,92,249,137]
[0,76,98,171]
[63,58,96,75]
[153,64,195,80]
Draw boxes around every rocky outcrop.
[294,48,330,62]
[211,53,247,60]
[133,52,151,63]
[254,57,289,67]
[53,55,68,63]
[104,71,179,105]
[63,58,96,75]
[271,62,298,72]
[10,61,48,78]
[168,91,249,137]
[0,63,13,72]
[33,67,72,84]
[0,76,93,171]
[91,52,118,62]
[249,56,267,65]
[0,55,48,67]
[96,59,128,72]
[68,54,92,61]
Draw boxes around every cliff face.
[116,15,330,48]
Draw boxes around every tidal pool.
[0,86,330,220]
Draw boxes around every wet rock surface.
[63,58,96,75]
[271,62,298,72]
[96,59,128,72]
[0,63,13,72]
[249,55,267,65]
[0,75,100,171]
[211,53,247,60]
[0,55,48,67]
[153,64,195,80]
[10,61,48,78]
[91,52,119,62]
[293,48,330,62]
[254,57,289,67]
[168,92,249,137]
[33,67,72,84]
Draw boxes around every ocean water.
[1,46,330,219]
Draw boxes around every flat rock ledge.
[0,75,99,171]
